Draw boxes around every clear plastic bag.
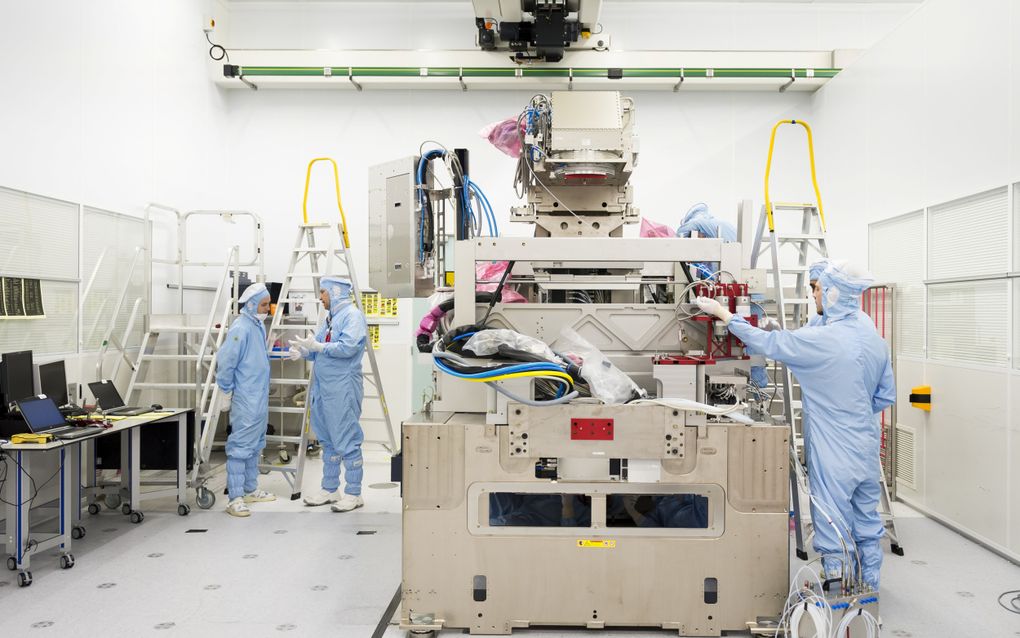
[479,118,524,158]
[463,329,558,362]
[555,328,644,404]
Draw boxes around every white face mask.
[255,313,269,322]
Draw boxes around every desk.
[1,409,192,587]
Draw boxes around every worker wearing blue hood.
[290,276,368,513]
[216,282,275,518]
[695,260,895,589]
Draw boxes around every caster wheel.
[196,487,216,510]
[130,511,144,524]
[71,526,86,540]
[88,503,101,516]
[122,503,132,516]
[60,554,75,569]
[17,571,32,587]
[278,449,291,464]
[306,443,321,458]
[105,493,121,510]
[6,556,16,571]
[177,504,191,516]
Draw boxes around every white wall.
[808,0,1020,560]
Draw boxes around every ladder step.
[150,326,224,334]
[777,234,825,241]
[265,435,304,444]
[772,202,817,211]
[280,298,323,305]
[299,222,333,229]
[268,406,306,414]
[132,382,199,390]
[139,354,204,361]
[270,379,309,386]
[294,248,331,254]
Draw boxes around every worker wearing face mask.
[216,282,276,518]
[696,260,895,589]
[290,277,367,513]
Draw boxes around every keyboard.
[48,425,104,440]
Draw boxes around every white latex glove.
[290,335,324,353]
[763,318,782,332]
[695,296,734,324]
[219,392,232,412]
[286,347,304,361]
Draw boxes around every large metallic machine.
[371,92,875,636]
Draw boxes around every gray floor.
[2,452,1019,637]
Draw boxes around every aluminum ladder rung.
[132,382,199,390]
[138,354,203,361]
[268,406,306,414]
[265,435,304,444]
[270,378,309,386]
[777,234,825,241]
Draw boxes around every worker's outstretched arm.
[726,315,831,368]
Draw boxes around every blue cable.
[468,180,499,237]
[417,149,444,263]
[433,357,567,380]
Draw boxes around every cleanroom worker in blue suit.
[290,276,367,513]
[696,260,895,589]
[216,282,275,518]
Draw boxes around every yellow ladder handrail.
[302,157,351,248]
[763,119,826,232]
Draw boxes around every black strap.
[909,393,930,403]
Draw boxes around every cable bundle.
[431,326,582,407]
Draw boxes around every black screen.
[38,360,68,406]
[17,396,66,432]
[2,350,35,407]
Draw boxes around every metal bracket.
[323,66,332,78]
[779,68,796,93]
[459,67,467,91]
[348,66,362,91]
[568,67,574,90]
[238,74,258,91]
[673,67,685,92]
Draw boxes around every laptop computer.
[88,380,152,417]
[16,395,103,440]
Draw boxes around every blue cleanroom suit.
[305,278,367,496]
[216,284,271,500]
[726,261,895,589]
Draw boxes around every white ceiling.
[227,1,924,3]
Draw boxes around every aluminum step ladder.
[260,158,399,500]
[751,119,902,562]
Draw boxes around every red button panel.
[570,418,614,441]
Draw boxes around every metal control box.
[368,157,434,298]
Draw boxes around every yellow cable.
[763,119,827,233]
[451,370,575,386]
[302,157,352,248]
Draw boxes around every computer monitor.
[38,360,69,407]
[2,350,35,410]
[16,395,66,433]
[88,380,126,410]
